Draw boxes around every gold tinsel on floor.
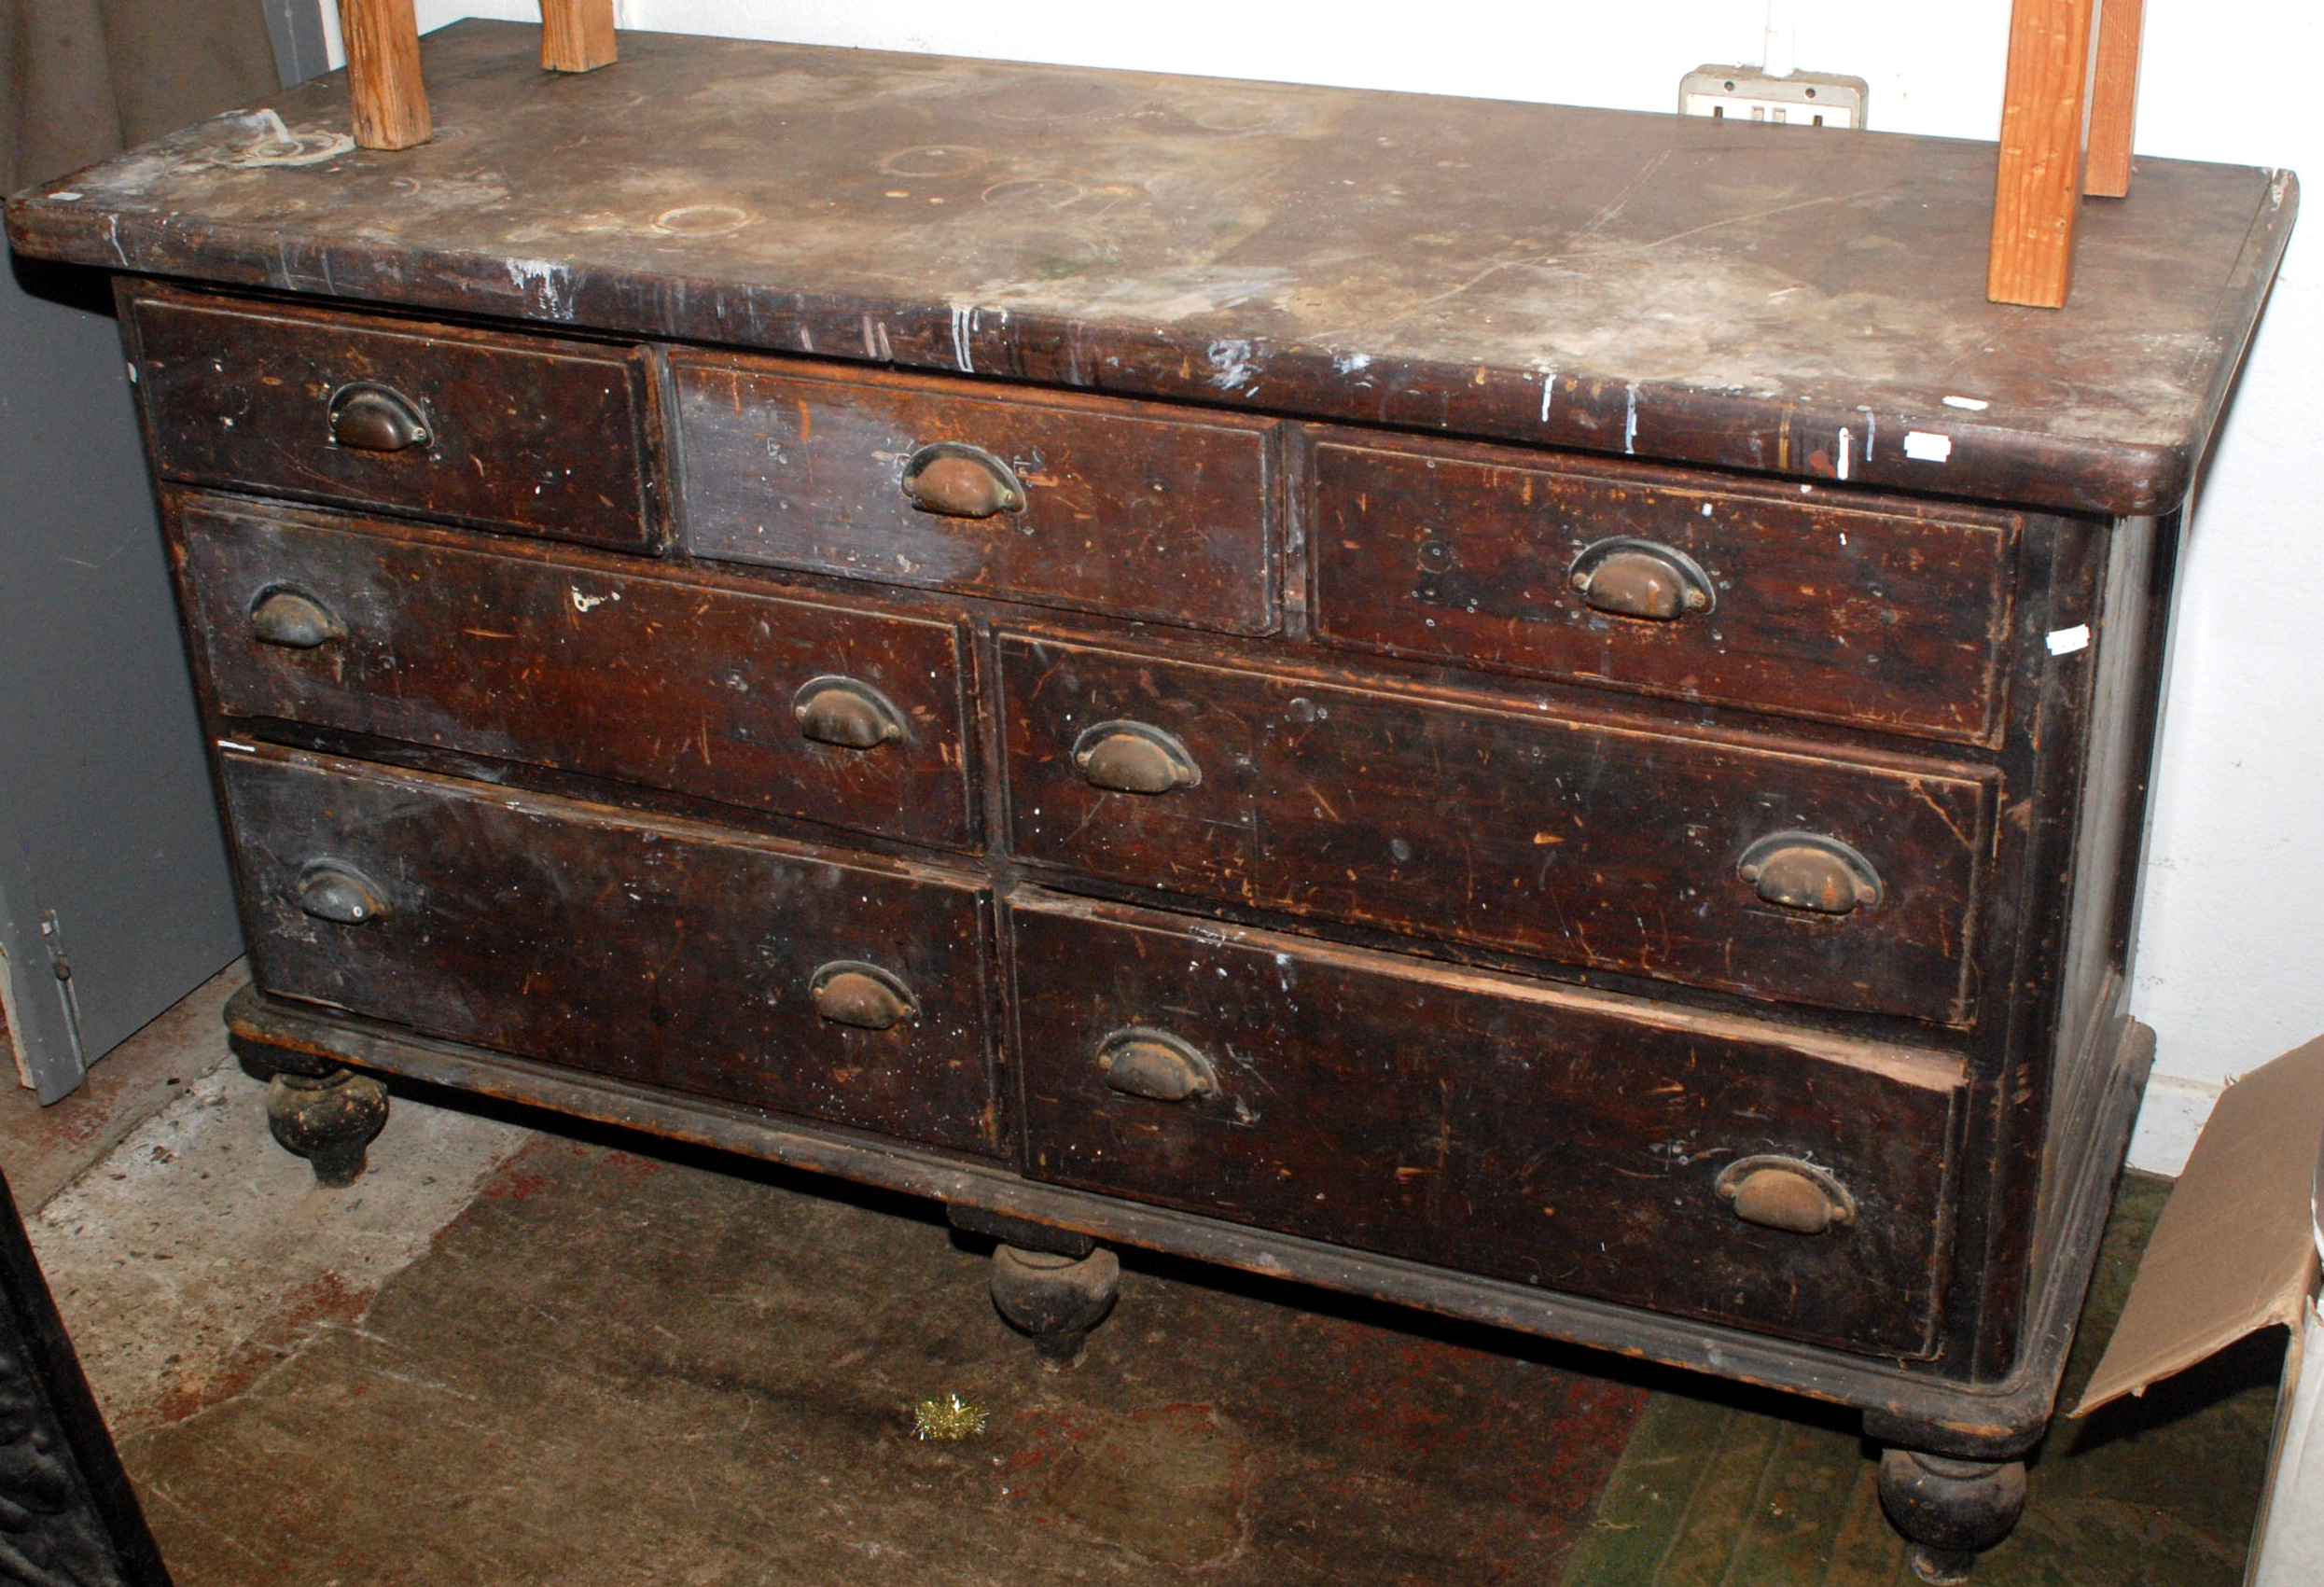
[912,1394,989,1441]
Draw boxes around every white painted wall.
[347,3,2324,1175]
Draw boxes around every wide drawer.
[1010,893,1966,1357]
[129,289,657,550]
[219,746,996,1155]
[1000,636,1995,1024]
[673,351,1277,633]
[177,499,976,850]
[1308,434,2017,745]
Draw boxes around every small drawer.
[1000,635,1994,1024]
[1309,434,2017,745]
[673,351,1277,633]
[1010,893,1966,1357]
[177,499,976,851]
[220,746,996,1155]
[129,289,657,550]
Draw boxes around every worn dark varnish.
[174,497,979,851]
[7,20,2296,1572]
[1307,432,2021,745]
[130,286,659,550]
[218,745,998,1156]
[999,633,1995,1024]
[674,352,1277,633]
[1009,893,1966,1357]
[5,21,2294,518]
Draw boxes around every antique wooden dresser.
[5,21,2293,1580]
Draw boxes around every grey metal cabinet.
[0,256,244,1101]
[0,0,327,1100]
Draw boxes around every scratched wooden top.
[5,20,2296,516]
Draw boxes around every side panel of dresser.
[1976,513,2171,1383]
[1854,505,2161,1405]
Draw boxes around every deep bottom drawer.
[221,745,995,1155]
[1010,891,1967,1357]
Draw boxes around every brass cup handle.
[900,442,1025,519]
[250,589,345,648]
[792,676,904,749]
[810,961,919,1030]
[1569,537,1716,620]
[297,861,389,926]
[327,382,432,452]
[1071,721,1201,795]
[1096,1028,1216,1103]
[1715,1155,1858,1235]
[1737,832,1882,915]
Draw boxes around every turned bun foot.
[266,1067,390,1188]
[988,1243,1120,1369]
[1878,1449,2027,1585]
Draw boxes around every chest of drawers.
[7,21,2293,1580]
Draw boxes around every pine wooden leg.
[542,0,619,74]
[2083,0,2145,198]
[1988,0,2102,307]
[341,0,431,150]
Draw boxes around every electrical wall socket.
[1677,66,1868,130]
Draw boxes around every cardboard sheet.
[2073,1034,2324,1417]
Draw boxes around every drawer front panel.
[1001,637,1993,1023]
[179,502,976,850]
[1011,895,1964,1357]
[1310,437,2015,744]
[674,352,1276,633]
[220,748,995,1154]
[131,292,656,550]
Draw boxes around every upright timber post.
[1987,0,2103,308]
[2083,0,2145,198]
[341,0,430,150]
[542,0,619,74]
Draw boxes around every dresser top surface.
[6,19,2293,516]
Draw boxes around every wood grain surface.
[1990,0,2103,306]
[340,0,429,150]
[540,0,616,74]
[999,634,1996,1024]
[174,497,979,850]
[1009,891,1967,1357]
[10,20,2293,516]
[1307,431,2021,745]
[2084,0,2145,198]
[675,351,1276,633]
[220,745,999,1155]
[132,288,657,550]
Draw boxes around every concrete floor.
[1,976,2283,1586]
[2,962,530,1440]
[0,963,250,1212]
